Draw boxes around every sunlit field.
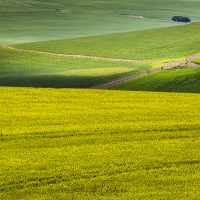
[194,57,200,64]
[110,67,200,93]
[16,24,200,61]
[1,1,200,199]
[0,47,150,88]
[0,87,200,200]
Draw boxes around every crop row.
[0,87,200,199]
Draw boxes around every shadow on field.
[0,74,121,88]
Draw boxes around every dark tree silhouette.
[172,16,191,23]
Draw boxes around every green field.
[0,87,200,200]
[1,1,200,199]
[1,0,200,45]
[2,23,200,89]
[16,24,200,60]
[110,67,200,93]
[2,1,200,90]
[0,47,151,88]
[194,57,200,64]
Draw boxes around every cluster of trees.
[171,16,191,23]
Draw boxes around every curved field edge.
[2,0,200,45]
[0,87,200,199]
[0,47,151,88]
[109,67,200,93]
[15,23,200,60]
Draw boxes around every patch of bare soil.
[120,14,145,19]
[16,2,38,7]
[60,9,73,13]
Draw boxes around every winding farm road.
[1,45,149,63]
[1,45,200,89]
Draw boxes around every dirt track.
[2,45,200,89]
[1,45,150,63]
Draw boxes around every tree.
[171,16,191,23]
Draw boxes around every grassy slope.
[0,47,151,88]
[16,24,200,60]
[194,57,200,64]
[110,67,200,93]
[0,87,200,200]
[1,0,200,45]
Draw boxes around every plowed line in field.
[2,46,146,63]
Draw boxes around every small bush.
[172,16,191,23]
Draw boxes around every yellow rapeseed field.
[0,87,200,199]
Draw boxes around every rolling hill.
[1,0,200,45]
[1,1,200,199]
[15,23,200,61]
[0,46,151,88]
[110,67,200,93]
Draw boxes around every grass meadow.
[1,0,200,45]
[110,67,200,93]
[0,87,200,199]
[194,57,200,64]
[16,23,200,61]
[0,47,151,88]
